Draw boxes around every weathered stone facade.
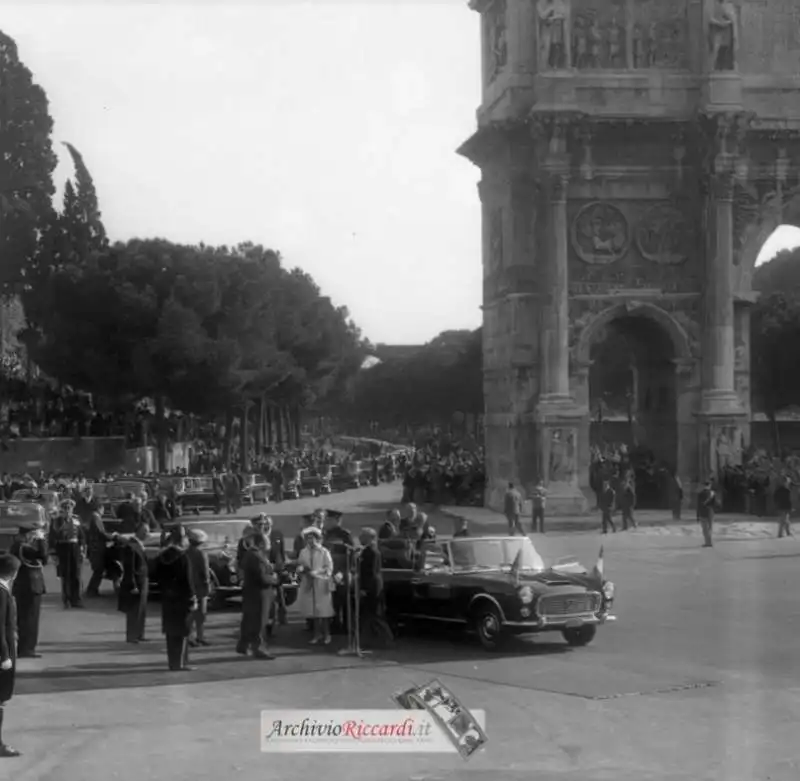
[460,0,800,514]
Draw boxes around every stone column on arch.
[540,167,571,401]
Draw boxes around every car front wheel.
[562,625,596,647]
[472,604,506,651]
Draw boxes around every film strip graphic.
[392,679,488,760]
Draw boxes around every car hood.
[452,567,601,593]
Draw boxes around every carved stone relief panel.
[486,0,508,84]
[635,203,696,266]
[537,0,572,71]
[548,427,577,483]
[572,0,626,70]
[739,0,800,74]
[632,0,689,70]
[571,201,630,265]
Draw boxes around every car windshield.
[185,477,214,492]
[144,520,250,548]
[92,483,131,501]
[111,481,147,495]
[448,537,544,572]
[0,503,44,527]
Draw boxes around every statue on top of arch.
[538,0,572,71]
[707,0,738,72]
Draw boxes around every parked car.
[111,478,154,499]
[177,476,222,515]
[10,489,61,519]
[300,467,332,497]
[91,482,138,521]
[141,518,298,610]
[240,474,271,505]
[380,535,616,651]
[330,463,361,491]
[0,502,50,553]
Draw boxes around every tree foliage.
[0,30,58,294]
[752,247,800,416]
[334,329,483,429]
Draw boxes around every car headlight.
[603,581,615,600]
[517,585,534,604]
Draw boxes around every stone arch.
[575,301,693,366]
[736,189,800,296]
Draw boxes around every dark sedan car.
[141,518,298,610]
[380,535,616,651]
[177,476,222,515]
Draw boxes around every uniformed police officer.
[10,519,48,658]
[48,500,86,608]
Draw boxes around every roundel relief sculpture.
[571,202,629,265]
[636,204,693,265]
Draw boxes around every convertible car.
[141,518,298,610]
[380,535,616,651]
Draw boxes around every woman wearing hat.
[0,553,21,757]
[48,500,86,609]
[186,529,211,647]
[296,526,334,645]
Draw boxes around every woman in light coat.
[295,526,334,645]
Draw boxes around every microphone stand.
[337,545,371,658]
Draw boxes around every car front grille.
[538,593,600,617]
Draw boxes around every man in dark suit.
[358,527,393,648]
[118,523,150,643]
[323,510,353,634]
[697,479,717,548]
[600,481,617,535]
[117,496,158,535]
[263,517,287,625]
[10,520,48,658]
[0,553,21,757]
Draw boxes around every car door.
[410,544,455,620]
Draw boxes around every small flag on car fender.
[510,548,523,585]
[591,546,604,581]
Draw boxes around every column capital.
[542,169,570,204]
[709,169,736,202]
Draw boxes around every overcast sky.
[2,4,796,345]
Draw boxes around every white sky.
[1,4,797,344]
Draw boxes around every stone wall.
[0,438,127,475]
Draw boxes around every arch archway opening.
[589,314,677,509]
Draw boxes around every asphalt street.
[5,484,800,781]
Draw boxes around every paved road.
[6,484,800,780]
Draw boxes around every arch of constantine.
[458,0,800,513]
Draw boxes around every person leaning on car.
[117,495,159,536]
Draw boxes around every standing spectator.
[600,480,617,535]
[696,479,716,548]
[531,480,547,534]
[118,523,149,644]
[669,471,684,520]
[503,482,524,536]
[774,476,793,538]
[619,478,637,530]
[186,529,211,647]
[0,554,21,757]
